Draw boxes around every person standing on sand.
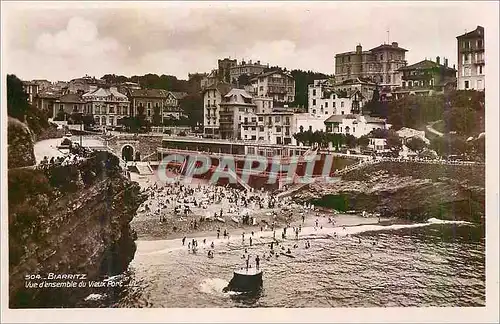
[242,232,245,243]
[302,215,305,224]
[182,237,186,246]
[249,237,253,246]
[255,255,260,270]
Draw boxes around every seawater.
[86,219,485,308]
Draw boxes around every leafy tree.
[430,134,468,157]
[345,134,357,148]
[179,94,203,127]
[406,137,427,152]
[7,74,29,121]
[237,74,252,87]
[152,106,162,126]
[290,70,330,109]
[357,135,370,148]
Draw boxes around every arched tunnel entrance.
[122,145,134,162]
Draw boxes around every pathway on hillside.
[426,120,445,137]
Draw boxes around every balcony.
[474,59,485,65]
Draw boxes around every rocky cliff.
[294,162,485,223]
[8,117,36,168]
[8,152,146,308]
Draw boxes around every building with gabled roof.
[392,56,457,99]
[82,86,129,129]
[324,114,389,138]
[250,70,295,104]
[457,26,485,90]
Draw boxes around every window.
[332,102,336,108]
[312,99,316,106]
[341,111,345,115]
[251,135,256,140]
[345,126,350,133]
[325,111,328,115]
[285,127,290,136]
[259,126,264,132]
[380,54,383,61]
[341,102,344,108]
[313,89,317,96]
[465,81,469,89]
[277,137,282,145]
[353,127,355,133]
[276,126,282,132]
[59,104,64,110]
[251,117,257,122]
[252,127,256,131]
[479,65,483,74]
[275,116,281,122]
[478,39,483,48]
[258,117,263,122]
[325,102,328,108]
[109,105,115,113]
[73,105,78,112]
[309,126,312,132]
[402,81,406,88]
[147,102,151,109]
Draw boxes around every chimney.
[249,59,252,64]
[453,64,456,70]
[444,58,448,67]
[356,44,362,54]
[436,56,440,65]
[392,42,398,47]
[257,60,260,65]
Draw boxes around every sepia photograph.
[1,1,498,322]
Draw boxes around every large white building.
[324,114,389,138]
[308,77,376,116]
[82,86,129,129]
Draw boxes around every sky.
[2,1,497,82]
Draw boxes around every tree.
[357,135,370,148]
[430,134,468,157]
[7,74,29,121]
[152,106,162,126]
[406,137,427,152]
[386,129,402,153]
[179,94,203,127]
[345,134,357,148]
[237,74,251,87]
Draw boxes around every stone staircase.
[135,162,154,175]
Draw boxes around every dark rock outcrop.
[8,152,146,308]
[7,117,36,168]
[295,162,485,224]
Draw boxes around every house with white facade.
[82,86,129,129]
[219,88,257,139]
[202,83,233,137]
[324,114,388,138]
[308,77,374,116]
